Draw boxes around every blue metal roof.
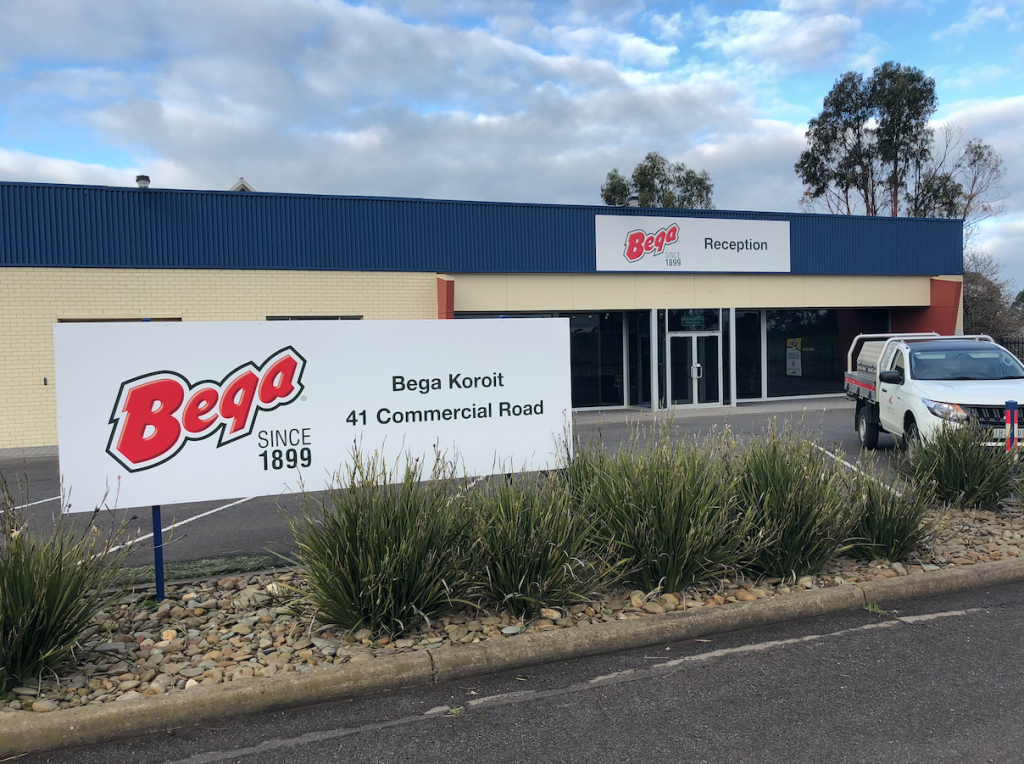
[0,181,963,275]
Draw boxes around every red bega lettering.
[622,224,679,263]
[107,347,306,471]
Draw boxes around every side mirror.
[879,369,904,385]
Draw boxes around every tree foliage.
[962,250,1024,339]
[601,152,714,209]
[795,61,1005,233]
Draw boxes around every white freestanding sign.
[54,319,572,510]
[595,215,791,273]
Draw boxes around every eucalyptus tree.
[601,152,714,209]
[795,61,1004,233]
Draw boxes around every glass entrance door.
[669,336,693,405]
[667,333,722,407]
[695,335,720,405]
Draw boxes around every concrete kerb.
[4,557,1024,758]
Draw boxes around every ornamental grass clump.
[595,432,756,592]
[850,469,937,562]
[287,452,471,638]
[562,437,611,519]
[469,473,621,618]
[897,419,1015,512]
[738,425,858,578]
[0,478,132,696]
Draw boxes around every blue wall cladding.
[0,182,963,275]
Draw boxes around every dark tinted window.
[766,310,843,397]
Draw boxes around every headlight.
[923,399,967,421]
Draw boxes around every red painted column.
[437,276,455,319]
[890,279,963,335]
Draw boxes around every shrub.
[593,433,755,592]
[738,425,858,577]
[898,419,1015,512]
[469,474,620,618]
[286,452,470,638]
[850,468,937,562]
[0,478,131,695]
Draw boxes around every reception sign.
[54,319,572,510]
[595,215,791,273]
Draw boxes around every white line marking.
[653,621,902,670]
[897,608,982,624]
[809,443,902,496]
[12,494,61,509]
[162,606,983,764]
[588,669,634,684]
[810,443,865,474]
[467,691,535,707]
[106,496,255,554]
[649,608,980,671]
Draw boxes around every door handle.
[694,364,703,379]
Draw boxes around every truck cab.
[844,333,1024,449]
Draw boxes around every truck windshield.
[910,347,1024,380]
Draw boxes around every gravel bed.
[3,506,1022,717]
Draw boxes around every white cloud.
[0,147,191,188]
[941,96,1024,279]
[686,121,808,212]
[939,64,1016,90]
[978,215,1024,288]
[932,1,1016,39]
[698,9,862,73]
[650,12,685,41]
[615,35,679,69]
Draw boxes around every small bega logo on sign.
[107,347,306,472]
[623,223,679,262]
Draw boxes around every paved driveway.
[21,581,1024,764]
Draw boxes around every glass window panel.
[722,309,731,405]
[668,309,720,332]
[626,311,652,407]
[566,312,624,407]
[696,335,720,404]
[735,310,762,399]
[669,336,693,405]
[766,310,843,397]
[657,309,667,408]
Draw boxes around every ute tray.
[844,370,877,402]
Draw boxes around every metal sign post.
[1006,401,1018,453]
[152,505,165,601]
[139,317,167,602]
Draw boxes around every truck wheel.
[858,406,879,449]
[900,418,919,452]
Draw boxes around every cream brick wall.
[454,273,942,312]
[0,267,438,448]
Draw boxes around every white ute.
[844,333,1024,449]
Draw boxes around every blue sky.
[1,0,1022,283]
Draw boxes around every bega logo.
[106,347,306,472]
[622,223,679,262]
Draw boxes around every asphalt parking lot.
[2,398,890,571]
